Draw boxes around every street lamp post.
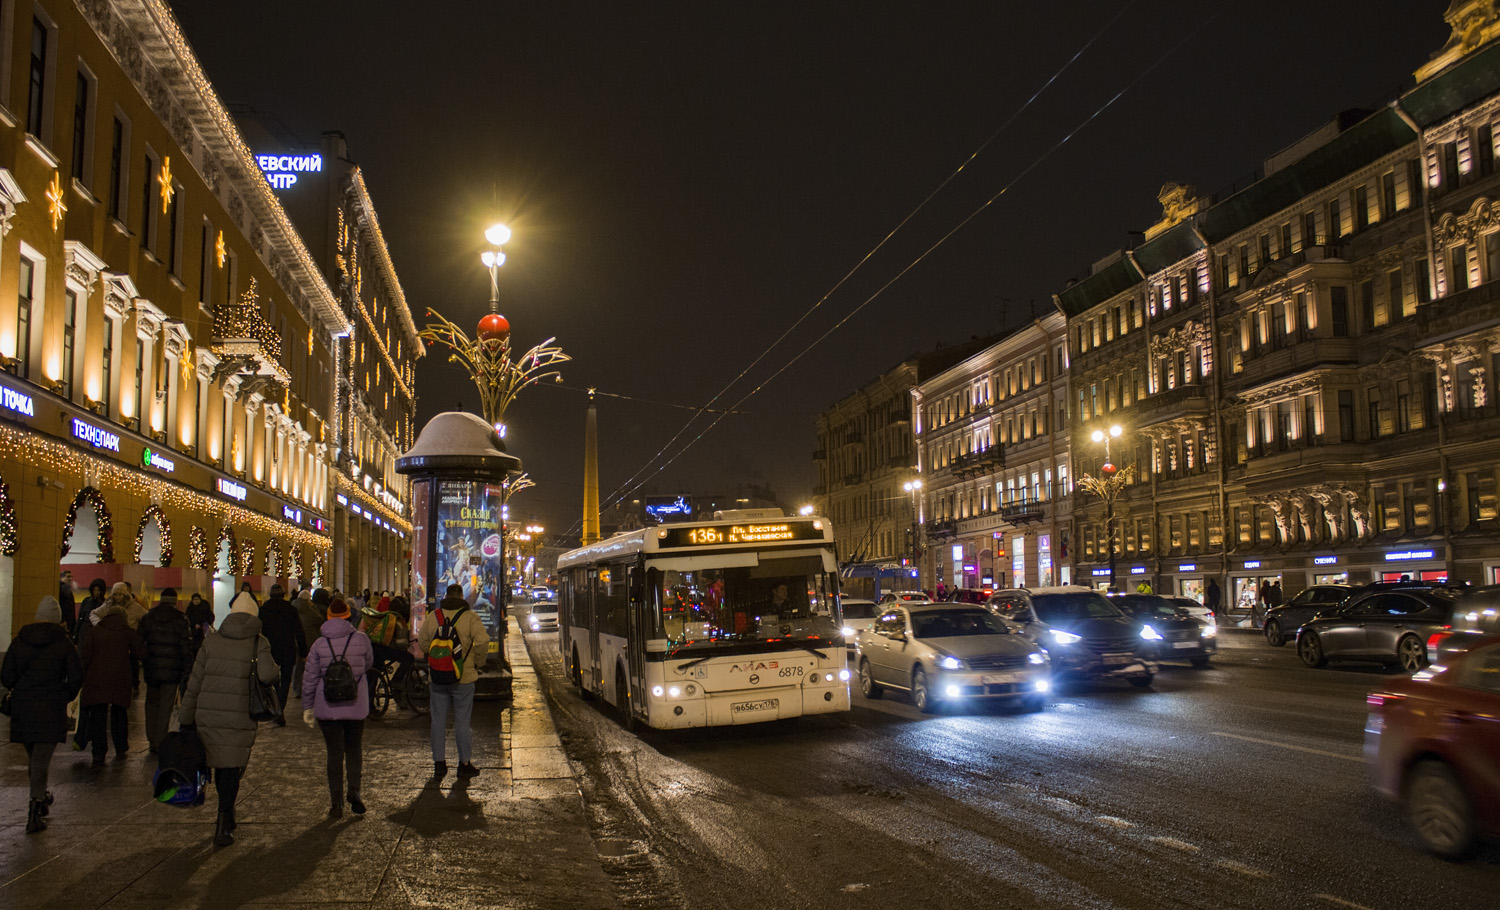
[525,523,545,584]
[1077,424,1134,592]
[480,223,511,314]
[903,479,923,591]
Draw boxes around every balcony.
[1232,336,1359,391]
[949,449,1004,480]
[1416,277,1500,342]
[1000,503,1045,524]
[925,519,957,539]
[1137,383,1210,428]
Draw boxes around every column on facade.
[62,242,105,406]
[243,389,264,478]
[221,374,242,472]
[260,405,276,488]
[101,274,135,423]
[162,322,189,447]
[296,429,312,503]
[131,303,165,431]
[195,349,219,463]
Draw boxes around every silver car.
[856,604,1050,713]
[840,598,880,653]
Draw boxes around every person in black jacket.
[2,596,83,834]
[258,583,306,724]
[79,599,145,765]
[185,592,214,661]
[74,577,108,645]
[58,571,77,638]
[137,588,192,753]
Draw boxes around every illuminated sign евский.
[256,153,322,190]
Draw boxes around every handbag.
[248,641,283,724]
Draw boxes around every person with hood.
[178,591,277,848]
[2,596,83,833]
[74,578,108,645]
[79,588,145,765]
[137,587,192,752]
[302,597,374,818]
[229,582,257,612]
[185,592,215,663]
[58,571,77,638]
[292,588,323,694]
[419,584,491,778]
[258,583,306,722]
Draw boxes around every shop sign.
[309,518,327,532]
[1,385,34,417]
[255,153,322,189]
[1091,568,1110,577]
[141,447,175,473]
[217,478,247,501]
[1178,563,1196,572]
[1314,555,1338,566]
[1243,560,1262,569]
[72,418,120,452]
[1385,549,1436,562]
[282,505,303,524]
[336,493,348,506]
[1130,566,1146,575]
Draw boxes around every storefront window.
[1012,536,1025,589]
[1038,535,1053,587]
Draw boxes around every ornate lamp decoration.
[418,308,569,429]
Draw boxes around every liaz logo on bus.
[728,661,780,673]
[659,520,825,549]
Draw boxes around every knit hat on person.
[312,588,331,607]
[159,588,178,604]
[229,591,259,616]
[270,583,285,598]
[111,582,129,597]
[36,595,63,624]
[376,595,390,613]
[327,598,351,620]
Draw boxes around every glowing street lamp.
[1078,424,1133,591]
[481,223,511,313]
[903,479,923,589]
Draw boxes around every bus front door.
[627,566,649,720]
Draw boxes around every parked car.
[1162,595,1215,627]
[1366,634,1500,858]
[1428,585,1500,664]
[525,601,559,634]
[877,591,931,606]
[855,604,1050,713]
[987,586,1156,687]
[1110,594,1217,667]
[946,588,993,604]
[1296,583,1463,671]
[1262,584,1354,647]
[840,598,879,652]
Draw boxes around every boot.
[227,807,237,832]
[347,792,365,815]
[328,791,343,819]
[213,811,234,847]
[26,800,47,834]
[41,791,54,817]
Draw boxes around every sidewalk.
[0,633,620,909]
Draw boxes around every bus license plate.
[732,698,779,714]
[1172,641,1197,649]
[1102,653,1133,665]
[981,672,1024,684]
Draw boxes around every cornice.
[347,167,423,355]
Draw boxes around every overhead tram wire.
[574,1,1232,533]
[540,382,746,415]
[577,6,1138,530]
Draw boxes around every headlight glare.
[838,669,851,681]
[1140,625,1163,641]
[939,656,962,670]
[1050,630,1082,645]
[668,686,681,698]
[1201,624,1217,638]
[651,685,664,697]
[1027,652,1046,665]
[842,626,856,637]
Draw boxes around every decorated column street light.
[903,478,923,590]
[524,522,545,584]
[1077,424,1134,592]
[481,223,511,313]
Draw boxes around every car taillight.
[1367,693,1404,708]
[1426,629,1451,663]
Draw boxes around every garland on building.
[0,477,17,557]
[60,487,114,563]
[216,526,237,573]
[189,526,208,569]
[288,542,303,579]
[133,506,174,567]
[264,537,281,576]
[312,552,324,587]
[239,539,255,576]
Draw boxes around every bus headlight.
[838,669,851,681]
[842,626,856,637]
[668,686,681,698]
[651,686,664,697]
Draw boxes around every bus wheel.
[616,666,636,732]
[572,648,593,700]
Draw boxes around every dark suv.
[1296,582,1465,672]
[988,587,1156,687]
[1262,583,1354,647]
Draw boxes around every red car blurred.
[1366,634,1500,858]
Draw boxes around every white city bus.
[557,511,852,730]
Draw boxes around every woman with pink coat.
[300,597,373,818]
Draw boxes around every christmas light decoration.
[212,278,282,361]
[239,539,255,576]
[133,505,173,566]
[264,536,281,575]
[288,542,302,578]
[0,477,16,557]
[189,526,208,569]
[60,487,114,563]
[419,308,569,430]
[215,526,237,573]
[47,171,67,231]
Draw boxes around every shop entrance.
[212,537,235,623]
[1179,578,1205,603]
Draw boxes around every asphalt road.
[525,626,1500,910]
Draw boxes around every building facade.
[914,314,1072,593]
[1058,0,1500,604]
[0,0,346,638]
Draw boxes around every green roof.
[1133,222,1205,274]
[1056,255,1142,317]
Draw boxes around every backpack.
[427,606,468,685]
[364,611,397,647]
[321,633,359,704]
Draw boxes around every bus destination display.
[659,521,824,548]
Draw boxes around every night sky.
[173,1,1447,540]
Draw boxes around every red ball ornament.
[477,314,510,342]
[1102,462,1117,476]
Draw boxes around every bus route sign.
[658,521,824,549]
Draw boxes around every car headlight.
[1141,625,1163,641]
[939,656,962,670]
[529,618,540,630]
[1201,624,1216,638]
[1027,651,1046,665]
[842,626,856,637]
[1050,630,1082,646]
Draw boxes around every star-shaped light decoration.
[158,156,175,214]
[46,171,66,231]
[215,230,226,268]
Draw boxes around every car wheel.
[615,666,636,732]
[1404,760,1478,859]
[1298,632,1327,668]
[1189,657,1212,669]
[1264,619,1285,647]
[912,667,939,714]
[1397,634,1428,673]
[1128,673,1154,688]
[858,659,882,699]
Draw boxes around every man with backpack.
[418,584,490,778]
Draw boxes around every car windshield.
[911,608,1010,638]
[653,556,841,655]
[528,603,556,615]
[1030,592,1124,621]
[1114,597,1182,618]
[842,602,878,619]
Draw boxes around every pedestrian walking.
[79,592,145,765]
[258,583,306,723]
[302,597,374,818]
[74,578,107,645]
[419,584,490,778]
[1205,579,1222,614]
[58,571,77,639]
[178,592,277,848]
[137,588,192,753]
[185,592,215,663]
[292,588,323,695]
[2,596,83,834]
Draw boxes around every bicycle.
[369,659,430,718]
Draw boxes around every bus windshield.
[654,556,840,654]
